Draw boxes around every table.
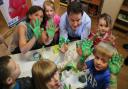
[10,40,95,89]
[10,41,81,78]
[10,40,94,77]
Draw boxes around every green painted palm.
[76,39,93,63]
[46,19,56,38]
[27,19,43,39]
[59,36,70,48]
[109,53,124,75]
[109,53,124,89]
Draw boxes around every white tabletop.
[10,41,80,78]
[10,40,94,78]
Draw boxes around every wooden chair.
[0,34,8,48]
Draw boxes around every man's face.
[68,12,82,31]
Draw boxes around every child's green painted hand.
[28,19,42,39]
[46,19,56,38]
[109,53,124,75]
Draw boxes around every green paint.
[46,19,56,38]
[109,53,124,75]
[28,19,41,39]
[76,39,93,63]
[64,84,71,89]
[59,36,70,48]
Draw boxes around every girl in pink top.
[42,0,60,46]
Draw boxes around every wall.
[0,0,60,27]
[0,0,31,27]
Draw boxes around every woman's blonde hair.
[94,42,117,58]
[32,59,57,89]
[43,0,55,11]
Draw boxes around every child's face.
[45,5,55,19]
[29,10,44,23]
[47,71,61,89]
[7,59,21,83]
[94,51,109,71]
[68,12,82,31]
[97,18,110,35]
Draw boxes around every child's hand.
[46,19,56,38]
[109,53,123,75]
[77,61,87,71]
[60,43,68,53]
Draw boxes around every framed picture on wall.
[0,0,28,27]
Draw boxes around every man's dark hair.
[67,1,83,15]
[0,56,11,87]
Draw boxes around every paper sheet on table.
[17,61,36,78]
